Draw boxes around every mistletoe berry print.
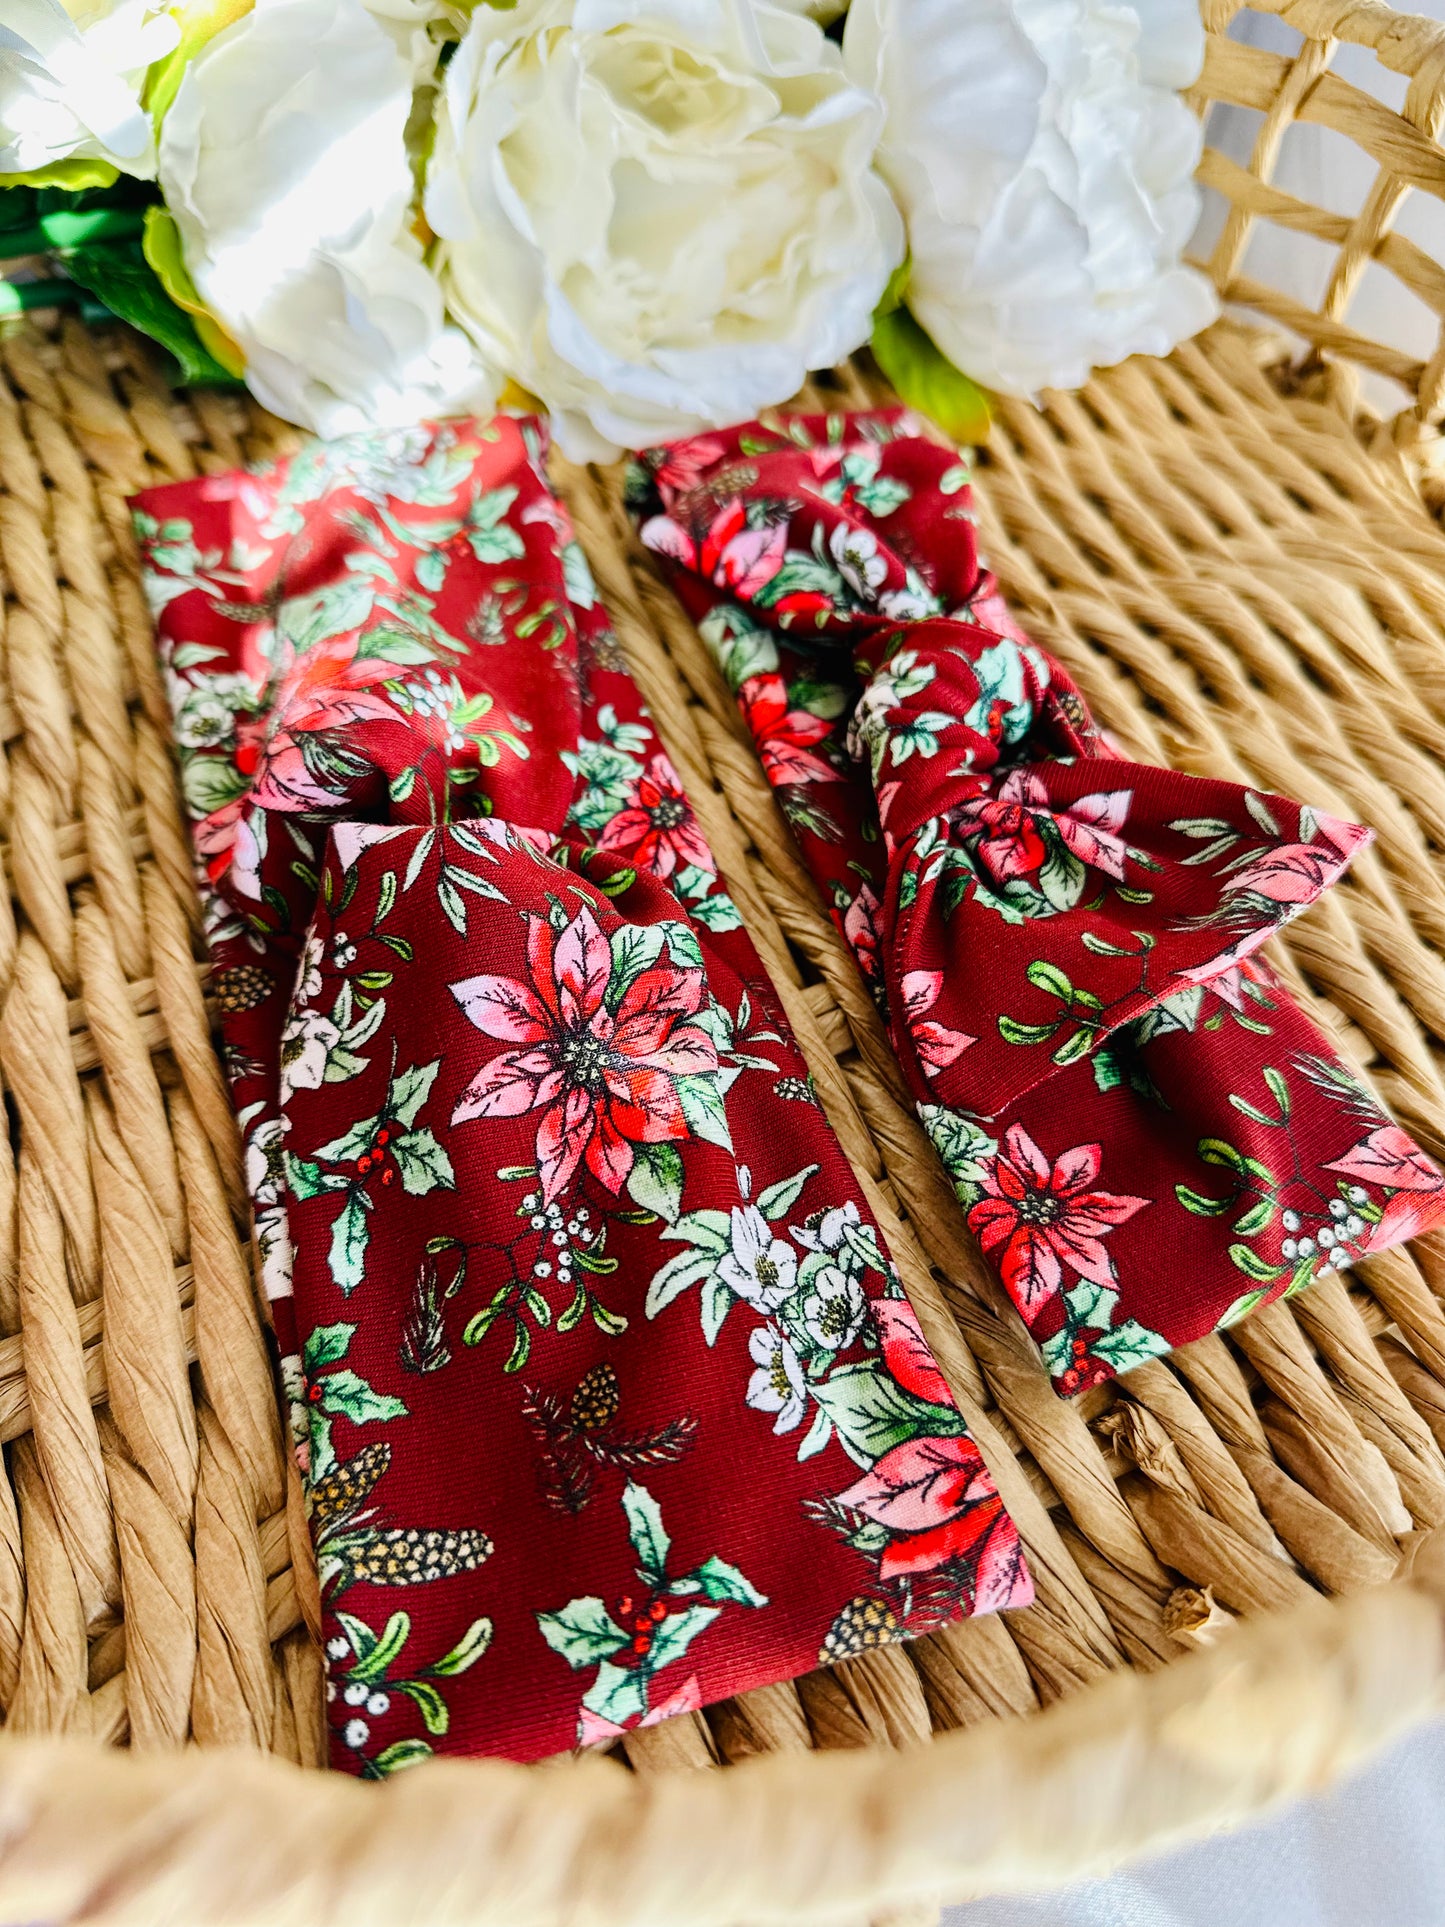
[628,410,1445,1393]
[133,415,1030,1773]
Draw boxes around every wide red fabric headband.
[132,416,1029,1775]
[626,411,1445,1390]
[134,407,1442,1772]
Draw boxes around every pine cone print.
[212,963,273,1014]
[346,1524,494,1586]
[569,1362,621,1434]
[309,1438,390,1530]
[819,1594,901,1664]
[773,1075,815,1103]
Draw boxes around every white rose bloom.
[0,0,179,181]
[426,0,903,459]
[159,0,499,438]
[844,0,1218,396]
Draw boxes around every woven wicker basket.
[3,0,1445,1917]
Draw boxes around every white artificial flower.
[426,0,904,459]
[770,0,848,22]
[844,0,1218,396]
[0,0,179,181]
[719,1204,798,1313]
[746,1323,808,1433]
[159,0,498,438]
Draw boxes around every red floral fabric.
[132,417,1030,1776]
[628,411,1445,1392]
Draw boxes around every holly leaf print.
[318,1369,408,1426]
[537,1597,630,1669]
[581,1660,647,1729]
[329,1190,372,1295]
[390,1060,441,1130]
[288,1152,349,1199]
[310,1114,383,1165]
[623,1480,670,1584]
[304,1321,357,1374]
[392,1128,456,1196]
[1074,1318,1169,1377]
[690,1555,768,1608]
[646,1604,721,1672]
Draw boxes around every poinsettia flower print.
[952,771,1133,888]
[872,1299,953,1406]
[248,633,399,814]
[1221,812,1364,911]
[900,971,975,1076]
[836,1434,1025,1597]
[737,672,841,788]
[640,499,787,598]
[842,882,883,991]
[967,1125,1150,1317]
[596,753,712,879]
[1325,1126,1445,1246]
[450,902,718,1204]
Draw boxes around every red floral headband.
[132,416,1029,1774]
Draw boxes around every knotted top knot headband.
[628,410,1445,1391]
[132,416,1030,1774]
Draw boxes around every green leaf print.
[581,1661,647,1730]
[465,487,526,563]
[755,1163,820,1221]
[623,1480,671,1584]
[338,1609,409,1684]
[676,1073,732,1152]
[537,1597,631,1669]
[691,1555,768,1608]
[392,1128,456,1196]
[318,1369,408,1427]
[647,1605,720,1672]
[390,1060,441,1129]
[430,1617,494,1677]
[627,1142,685,1224]
[329,1190,372,1296]
[397,1678,450,1736]
[304,1322,357,1373]
[811,1361,961,1467]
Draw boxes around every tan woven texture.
[3,0,1445,1917]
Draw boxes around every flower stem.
[0,278,92,315]
[0,207,147,258]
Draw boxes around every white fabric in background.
[1195,1,1445,413]
[944,1713,1445,1927]
[939,27,1445,1921]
